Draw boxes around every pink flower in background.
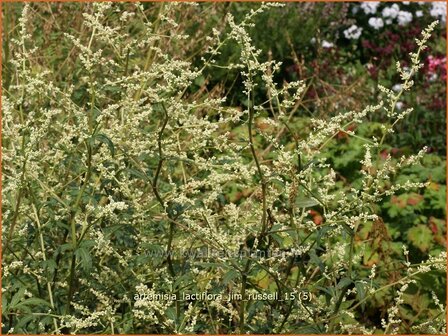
[427,55,446,80]
[427,55,445,71]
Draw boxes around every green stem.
[31,204,58,331]
[152,103,169,208]
[327,283,351,332]
[246,72,267,240]
[134,3,164,102]
[239,260,251,333]
[66,142,92,315]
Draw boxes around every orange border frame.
[0,0,446,335]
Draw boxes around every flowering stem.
[277,264,304,333]
[134,4,164,102]
[150,102,181,321]
[328,284,351,332]
[347,221,360,279]
[239,260,251,333]
[66,142,92,315]
[152,103,169,208]
[6,183,23,252]
[31,204,58,331]
[5,65,29,252]
[247,73,268,240]
[328,266,438,328]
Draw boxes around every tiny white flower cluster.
[397,10,413,26]
[357,1,446,35]
[321,40,334,48]
[2,2,444,333]
[368,17,384,30]
[343,24,363,40]
[361,2,380,15]
[382,4,400,23]
[430,2,447,23]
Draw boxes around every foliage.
[1,2,446,334]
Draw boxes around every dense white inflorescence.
[1,2,445,334]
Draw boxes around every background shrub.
[2,2,446,334]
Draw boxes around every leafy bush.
[2,2,446,334]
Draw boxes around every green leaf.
[337,277,352,289]
[316,225,333,246]
[268,224,285,233]
[128,168,148,181]
[173,273,194,291]
[194,262,229,269]
[79,239,96,249]
[316,285,334,297]
[59,243,73,253]
[270,178,285,190]
[222,269,239,285]
[309,250,325,273]
[251,269,271,289]
[408,224,433,252]
[167,202,184,218]
[15,298,51,309]
[14,314,36,331]
[355,281,366,312]
[9,287,26,310]
[270,233,283,246]
[165,306,177,322]
[91,133,115,157]
[42,259,57,273]
[2,294,7,314]
[75,246,93,272]
[194,75,205,86]
[341,223,354,237]
[295,197,319,208]
[293,325,324,333]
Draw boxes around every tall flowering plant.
[2,3,445,334]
